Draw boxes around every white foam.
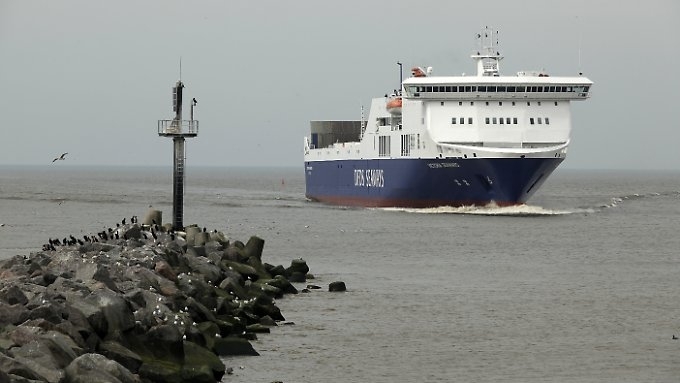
[381,203,591,216]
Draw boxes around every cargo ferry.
[303,28,592,208]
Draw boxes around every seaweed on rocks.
[0,215,315,383]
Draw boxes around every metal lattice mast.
[158,80,199,230]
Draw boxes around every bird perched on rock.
[52,152,68,162]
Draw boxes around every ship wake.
[381,190,680,216]
[381,202,591,216]
[598,191,680,209]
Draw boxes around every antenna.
[179,57,182,81]
[576,16,583,75]
[397,61,403,88]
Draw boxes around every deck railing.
[158,119,199,136]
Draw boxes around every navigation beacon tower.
[158,80,199,230]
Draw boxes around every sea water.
[1,165,679,382]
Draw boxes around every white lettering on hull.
[427,162,460,168]
[353,169,384,188]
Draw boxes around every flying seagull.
[52,152,68,162]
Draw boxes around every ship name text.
[354,169,384,188]
[427,162,460,168]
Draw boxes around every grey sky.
[1,0,678,170]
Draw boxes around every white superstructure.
[304,27,592,163]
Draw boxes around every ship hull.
[304,157,563,208]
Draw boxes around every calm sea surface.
[1,165,679,382]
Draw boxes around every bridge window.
[459,117,464,124]
[537,117,543,124]
[506,117,511,124]
[545,117,550,125]
[492,117,497,124]
[530,118,535,125]
[468,117,473,124]
[499,118,504,125]
[513,117,518,124]
[451,118,456,124]
[485,117,490,124]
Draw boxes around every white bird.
[52,152,68,162]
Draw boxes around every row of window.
[450,101,557,106]
[452,117,474,124]
[409,85,589,94]
[451,117,552,125]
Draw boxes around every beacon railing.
[158,119,199,136]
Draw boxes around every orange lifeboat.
[386,96,402,115]
[411,67,427,77]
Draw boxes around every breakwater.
[0,211,344,383]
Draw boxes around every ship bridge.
[402,77,592,101]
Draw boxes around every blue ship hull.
[304,157,563,208]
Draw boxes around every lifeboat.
[386,96,402,115]
[411,67,427,77]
